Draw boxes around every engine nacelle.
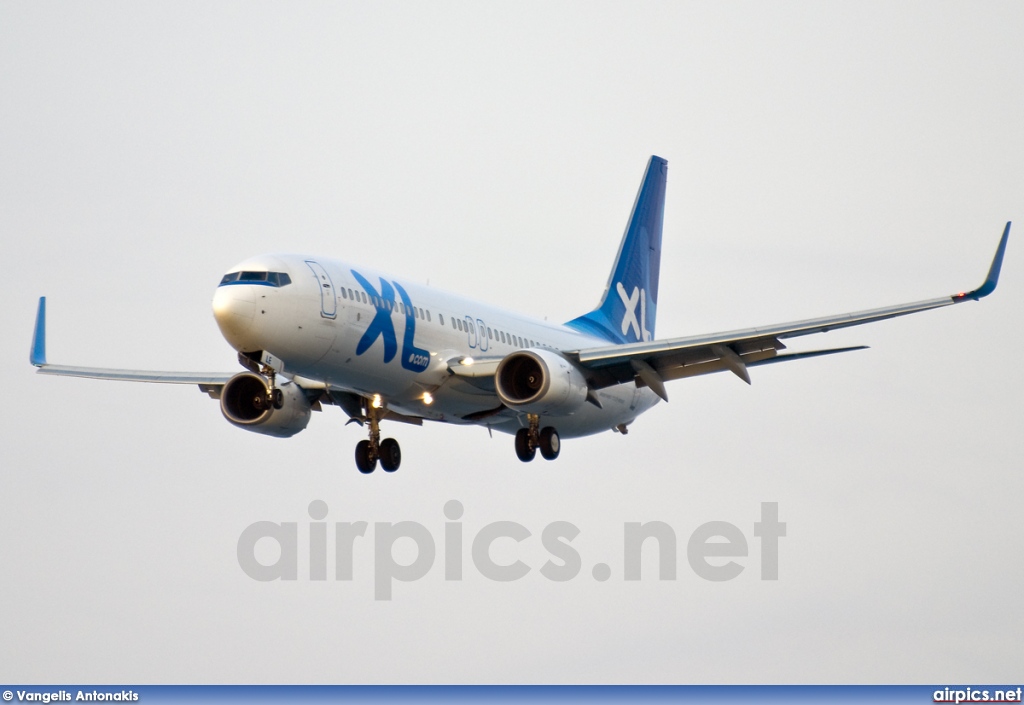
[220,372,311,438]
[495,349,589,416]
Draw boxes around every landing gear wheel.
[271,388,284,409]
[539,426,560,460]
[355,440,377,474]
[515,428,536,462]
[379,438,401,472]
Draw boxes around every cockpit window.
[219,271,292,287]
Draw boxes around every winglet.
[955,222,1010,301]
[30,296,47,367]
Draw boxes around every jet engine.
[220,372,312,438]
[495,349,589,416]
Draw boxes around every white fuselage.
[212,254,660,438]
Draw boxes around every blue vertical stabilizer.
[565,156,667,344]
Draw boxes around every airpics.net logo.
[236,501,786,600]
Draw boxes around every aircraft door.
[476,318,488,352]
[305,260,337,319]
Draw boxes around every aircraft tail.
[565,155,667,344]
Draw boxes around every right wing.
[564,222,1010,400]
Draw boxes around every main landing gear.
[354,399,401,474]
[515,414,560,462]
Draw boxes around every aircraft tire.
[380,438,401,472]
[539,427,560,460]
[356,440,376,474]
[515,428,536,462]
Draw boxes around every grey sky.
[2,1,1022,683]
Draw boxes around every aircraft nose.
[212,284,257,350]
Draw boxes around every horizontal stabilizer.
[747,346,869,368]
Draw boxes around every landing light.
[422,392,434,405]
[371,394,383,409]
[461,357,474,366]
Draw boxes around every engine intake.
[220,372,312,438]
[495,349,589,416]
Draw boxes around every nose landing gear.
[251,368,284,411]
[515,414,560,462]
[353,397,402,474]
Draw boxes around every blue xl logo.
[351,270,429,373]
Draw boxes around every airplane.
[29,156,1010,474]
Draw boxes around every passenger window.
[341,288,347,299]
[487,327,492,339]
[426,311,431,322]
[440,314,445,326]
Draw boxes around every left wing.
[563,222,1010,401]
[30,297,235,387]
